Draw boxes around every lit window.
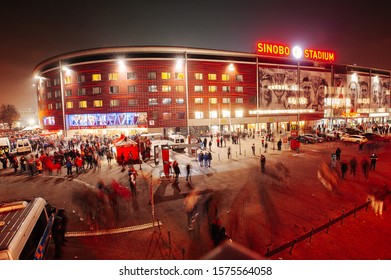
[209,98,217,104]
[46,80,51,87]
[236,75,243,81]
[195,73,203,80]
[208,73,217,80]
[195,98,203,104]
[222,98,230,104]
[48,104,53,110]
[235,86,243,92]
[110,100,120,107]
[79,101,87,108]
[92,87,102,94]
[55,103,62,110]
[209,86,217,92]
[53,78,60,86]
[148,72,157,79]
[162,112,172,120]
[176,98,184,104]
[222,74,230,81]
[162,72,171,79]
[235,98,243,104]
[175,72,184,79]
[109,73,119,81]
[149,98,158,105]
[162,98,172,105]
[78,88,86,96]
[64,76,72,84]
[66,101,73,109]
[93,100,103,107]
[128,99,138,106]
[127,72,136,79]
[149,85,158,92]
[222,110,230,118]
[210,111,218,119]
[54,91,61,98]
[194,85,203,92]
[65,89,72,97]
[162,85,172,92]
[128,85,136,93]
[235,110,243,118]
[175,85,184,92]
[47,92,52,99]
[222,86,230,92]
[195,111,204,119]
[78,75,85,83]
[109,86,119,94]
[92,74,101,81]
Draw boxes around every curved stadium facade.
[34,46,391,137]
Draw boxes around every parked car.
[340,134,368,144]
[302,134,324,143]
[344,127,363,135]
[298,134,316,144]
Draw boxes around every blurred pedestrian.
[52,208,68,259]
[341,160,348,179]
[349,156,357,177]
[335,147,341,161]
[361,157,370,180]
[227,146,231,159]
[370,153,378,170]
[252,143,256,156]
[331,153,337,168]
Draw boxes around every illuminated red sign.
[257,42,335,62]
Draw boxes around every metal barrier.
[265,200,371,258]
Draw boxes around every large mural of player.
[259,67,330,111]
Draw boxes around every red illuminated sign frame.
[257,42,335,62]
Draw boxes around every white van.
[16,138,32,154]
[0,137,11,152]
[0,197,55,260]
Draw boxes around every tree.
[0,104,20,129]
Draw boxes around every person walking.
[198,151,204,167]
[227,146,231,159]
[252,143,256,156]
[370,153,378,170]
[277,139,282,151]
[260,154,266,173]
[207,151,212,167]
[341,160,348,179]
[264,142,268,153]
[173,160,181,182]
[335,147,341,161]
[52,208,68,259]
[361,157,370,180]
[184,191,198,230]
[349,156,357,177]
[331,153,337,168]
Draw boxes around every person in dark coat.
[370,154,378,170]
[335,147,341,161]
[52,209,68,259]
[349,156,357,177]
[341,161,348,179]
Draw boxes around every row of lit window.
[42,97,244,110]
[43,72,244,87]
[194,110,244,119]
[40,85,244,100]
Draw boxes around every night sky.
[1,0,390,112]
